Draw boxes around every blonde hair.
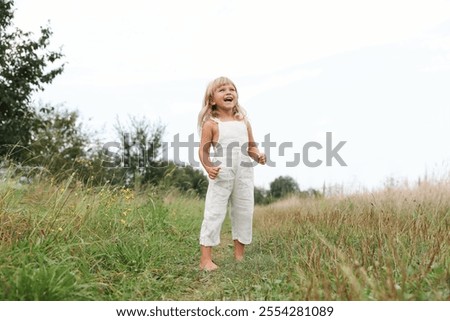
[197,76,247,134]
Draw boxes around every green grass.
[0,173,449,300]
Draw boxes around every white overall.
[199,120,255,246]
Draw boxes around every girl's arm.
[199,120,221,179]
[246,121,266,165]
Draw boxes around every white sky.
[13,0,450,192]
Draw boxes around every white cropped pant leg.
[199,161,254,247]
[230,163,254,244]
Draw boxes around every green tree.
[112,116,209,195]
[26,105,90,179]
[113,116,166,188]
[161,162,208,197]
[0,0,64,160]
[269,175,300,199]
[254,186,271,205]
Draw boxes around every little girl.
[197,77,266,271]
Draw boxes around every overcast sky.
[14,0,450,192]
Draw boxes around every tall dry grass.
[253,179,449,300]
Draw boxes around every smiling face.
[211,83,238,111]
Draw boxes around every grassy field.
[0,172,449,300]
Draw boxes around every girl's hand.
[257,153,266,165]
[206,166,221,180]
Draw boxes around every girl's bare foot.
[199,260,218,271]
[200,245,218,271]
[234,240,245,261]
